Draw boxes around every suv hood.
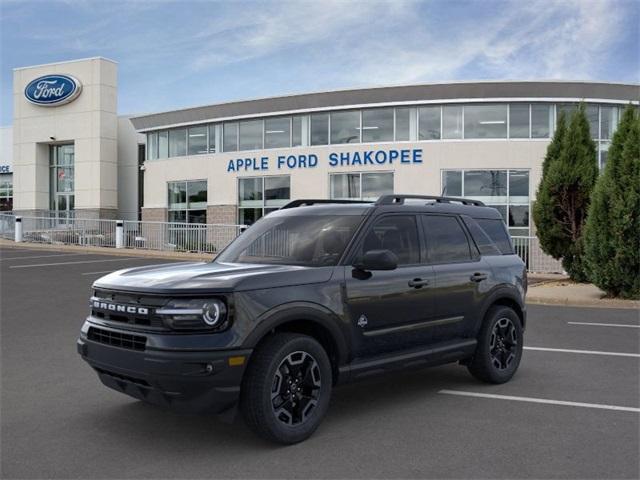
[92,261,335,294]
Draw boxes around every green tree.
[532,104,598,281]
[584,106,640,298]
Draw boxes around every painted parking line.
[524,346,640,358]
[9,257,140,269]
[438,390,640,413]
[0,253,88,261]
[568,321,640,329]
[82,270,120,275]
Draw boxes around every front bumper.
[77,322,251,413]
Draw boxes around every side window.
[360,215,420,265]
[461,216,501,256]
[422,215,472,263]
[476,218,514,254]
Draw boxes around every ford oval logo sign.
[24,74,82,106]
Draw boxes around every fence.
[0,213,15,240]
[1,213,564,273]
[0,213,245,255]
[122,220,245,254]
[511,236,564,274]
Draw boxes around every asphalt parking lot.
[1,245,638,479]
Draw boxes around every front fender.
[241,302,351,365]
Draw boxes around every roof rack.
[375,194,485,207]
[280,199,372,209]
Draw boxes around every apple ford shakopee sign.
[24,74,82,106]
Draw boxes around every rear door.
[344,214,436,357]
[420,214,491,340]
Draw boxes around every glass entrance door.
[50,144,75,221]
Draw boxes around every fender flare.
[242,302,351,366]
[475,286,526,335]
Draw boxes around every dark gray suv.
[78,195,527,444]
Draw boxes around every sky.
[1,0,638,126]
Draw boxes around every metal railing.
[511,236,564,274]
[0,213,15,240]
[122,220,245,253]
[20,216,118,247]
[1,213,564,272]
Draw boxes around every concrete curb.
[0,238,214,261]
[526,296,640,310]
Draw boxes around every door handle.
[408,278,430,288]
[470,272,488,282]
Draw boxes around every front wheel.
[467,306,523,384]
[241,333,332,444]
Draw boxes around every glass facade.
[442,169,530,236]
[0,173,12,211]
[49,144,75,218]
[238,176,290,225]
[144,102,624,161]
[167,180,207,223]
[330,172,393,201]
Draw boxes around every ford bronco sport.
[78,195,527,444]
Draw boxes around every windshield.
[217,214,363,266]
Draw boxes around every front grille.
[91,289,168,330]
[88,326,146,351]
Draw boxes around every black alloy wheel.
[490,317,518,370]
[271,351,322,426]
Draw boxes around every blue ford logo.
[24,74,82,106]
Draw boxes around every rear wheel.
[241,333,332,444]
[467,306,523,384]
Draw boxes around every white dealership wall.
[12,57,120,217]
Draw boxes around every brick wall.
[206,205,237,225]
[141,207,167,223]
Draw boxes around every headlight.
[156,298,228,331]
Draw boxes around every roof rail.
[280,199,372,209]
[375,194,485,206]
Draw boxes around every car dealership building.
[6,57,639,236]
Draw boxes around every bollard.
[15,216,23,243]
[116,220,124,248]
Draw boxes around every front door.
[344,214,435,357]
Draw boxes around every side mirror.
[354,249,398,271]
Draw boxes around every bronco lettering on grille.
[92,300,149,316]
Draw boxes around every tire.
[467,306,523,384]
[240,333,332,444]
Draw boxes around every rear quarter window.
[475,218,514,255]
[462,216,502,256]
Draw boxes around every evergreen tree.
[584,106,640,298]
[532,104,598,281]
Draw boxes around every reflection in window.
[147,132,158,160]
[158,131,168,159]
[423,215,471,263]
[238,176,290,224]
[442,106,463,139]
[531,104,552,138]
[586,104,599,140]
[292,116,303,147]
[442,170,462,196]
[464,104,507,139]
[310,113,329,145]
[169,128,187,157]
[239,120,263,150]
[442,169,530,236]
[419,106,441,140]
[0,173,12,211]
[330,111,360,144]
[208,124,217,153]
[362,108,393,142]
[363,216,420,265]
[330,173,360,199]
[265,117,291,149]
[509,104,529,138]
[168,180,207,224]
[223,122,238,152]
[187,126,208,155]
[395,107,411,141]
[600,106,619,140]
[330,172,393,200]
